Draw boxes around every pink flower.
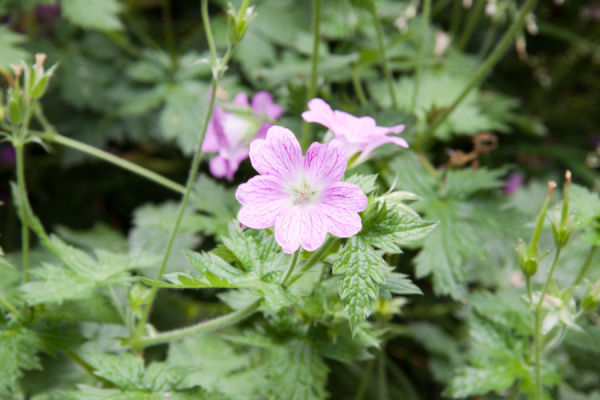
[236,126,368,254]
[202,91,283,180]
[302,98,408,166]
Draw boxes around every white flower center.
[291,180,319,206]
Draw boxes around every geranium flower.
[236,126,368,254]
[302,98,408,166]
[202,91,283,180]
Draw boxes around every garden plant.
[0,0,599,399]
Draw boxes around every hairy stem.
[37,130,185,195]
[286,236,338,287]
[281,250,300,286]
[457,0,485,50]
[352,68,368,106]
[417,0,540,150]
[132,0,230,342]
[133,299,261,348]
[372,7,398,110]
[301,0,322,150]
[411,0,431,112]
[538,248,562,306]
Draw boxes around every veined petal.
[320,182,367,237]
[252,91,284,120]
[237,175,288,229]
[356,135,409,164]
[302,98,339,132]
[322,204,363,238]
[249,126,302,178]
[304,140,347,187]
[374,123,405,135]
[275,207,328,254]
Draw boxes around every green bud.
[30,75,50,99]
[7,89,23,124]
[517,239,538,276]
[582,280,600,311]
[227,3,257,45]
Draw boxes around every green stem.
[411,0,431,112]
[352,68,368,106]
[15,143,30,283]
[417,0,540,149]
[237,0,251,20]
[286,236,337,287]
[372,7,398,110]
[574,246,597,286]
[355,360,374,400]
[65,350,115,388]
[0,295,19,315]
[132,0,230,342]
[132,299,261,349]
[449,0,462,41]
[38,131,185,195]
[106,286,128,332]
[534,307,542,400]
[457,0,485,50]
[162,0,178,74]
[300,0,322,150]
[281,250,300,286]
[538,248,562,306]
[378,347,389,400]
[477,23,499,60]
[507,380,521,400]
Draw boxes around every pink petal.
[208,156,229,179]
[304,140,347,187]
[249,126,302,179]
[301,98,340,132]
[236,176,288,229]
[320,182,367,237]
[374,123,405,135]
[275,207,328,254]
[252,91,284,120]
[231,92,250,106]
[356,135,409,164]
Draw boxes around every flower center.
[292,181,318,206]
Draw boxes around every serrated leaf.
[381,272,422,295]
[265,341,329,400]
[360,201,437,253]
[344,174,378,195]
[0,323,43,395]
[55,223,127,253]
[62,0,123,31]
[333,236,386,334]
[159,81,209,154]
[190,177,240,237]
[441,168,507,199]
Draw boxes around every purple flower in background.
[0,144,16,166]
[503,172,525,194]
[202,91,283,181]
[236,126,368,254]
[302,98,408,166]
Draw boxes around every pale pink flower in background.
[236,126,368,254]
[202,91,283,180]
[302,98,408,166]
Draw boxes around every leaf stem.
[574,245,597,286]
[132,299,261,349]
[352,68,368,106]
[132,0,231,343]
[0,295,19,315]
[300,0,322,150]
[456,0,485,50]
[281,250,300,286]
[372,7,398,110]
[286,236,337,287]
[416,0,540,150]
[378,347,389,400]
[411,0,431,112]
[36,130,186,195]
[162,0,178,74]
[106,285,129,332]
[355,359,374,400]
[538,248,562,307]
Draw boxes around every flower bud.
[227,4,257,45]
[7,88,24,125]
[517,239,538,276]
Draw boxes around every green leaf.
[441,168,507,199]
[360,201,437,253]
[333,236,386,334]
[190,175,240,237]
[380,272,422,295]
[0,26,29,67]
[55,223,127,253]
[159,81,209,154]
[265,341,329,400]
[570,184,600,227]
[0,322,43,396]
[344,174,378,195]
[62,0,123,31]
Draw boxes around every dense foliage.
[0,0,599,399]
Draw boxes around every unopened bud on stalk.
[552,171,574,248]
[548,181,557,196]
[34,53,47,70]
[10,63,23,78]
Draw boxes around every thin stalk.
[15,143,30,283]
[417,0,540,150]
[0,295,19,315]
[352,68,368,106]
[286,236,338,287]
[457,0,485,50]
[162,0,178,74]
[237,0,251,20]
[477,23,499,60]
[378,348,389,400]
[281,250,300,286]
[534,309,542,400]
[355,360,375,400]
[65,350,115,388]
[133,0,230,342]
[507,380,521,400]
[37,131,185,195]
[411,0,431,112]
[300,0,322,150]
[574,245,597,286]
[133,299,261,348]
[538,248,562,305]
[449,0,462,41]
[372,7,398,110]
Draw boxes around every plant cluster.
[0,1,599,399]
